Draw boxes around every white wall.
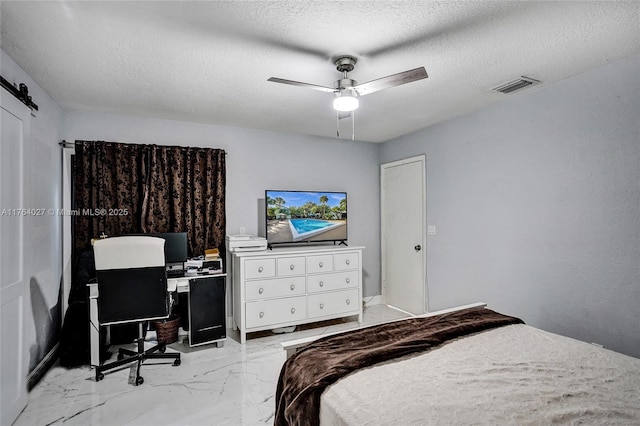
[1,50,64,373]
[62,112,382,297]
[380,53,640,358]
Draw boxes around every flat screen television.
[265,190,347,245]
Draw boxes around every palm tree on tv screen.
[319,195,329,219]
[267,196,287,219]
[302,201,316,218]
[339,197,347,211]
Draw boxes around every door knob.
[414,244,422,252]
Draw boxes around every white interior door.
[1,88,31,425]
[381,155,427,314]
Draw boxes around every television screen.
[266,190,347,244]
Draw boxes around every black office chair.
[92,236,181,385]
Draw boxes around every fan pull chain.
[336,111,355,140]
[351,110,355,141]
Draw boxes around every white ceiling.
[1,1,639,143]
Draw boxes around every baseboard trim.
[27,343,59,391]
[363,295,383,307]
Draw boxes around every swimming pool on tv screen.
[290,219,335,233]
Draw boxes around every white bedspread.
[320,324,640,425]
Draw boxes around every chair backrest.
[93,236,169,325]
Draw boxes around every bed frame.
[281,302,487,358]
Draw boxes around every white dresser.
[232,246,364,343]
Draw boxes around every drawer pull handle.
[319,281,324,287]
[259,312,264,318]
[346,278,351,284]
[258,266,264,273]
[258,287,264,294]
[320,303,324,309]
[290,284,295,291]
[290,264,295,270]
[346,299,351,305]
[290,308,296,314]
[346,259,350,265]
[319,262,324,268]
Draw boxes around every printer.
[226,235,268,252]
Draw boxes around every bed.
[275,303,640,425]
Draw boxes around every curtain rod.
[58,140,227,155]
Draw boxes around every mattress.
[320,324,640,425]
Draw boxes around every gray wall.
[1,50,64,373]
[6,44,638,359]
[63,111,381,297]
[380,53,640,358]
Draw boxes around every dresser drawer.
[244,258,276,279]
[245,276,305,301]
[277,256,306,277]
[307,254,334,274]
[308,288,359,319]
[245,296,306,328]
[334,252,359,271]
[307,270,358,293]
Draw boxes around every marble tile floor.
[15,304,409,426]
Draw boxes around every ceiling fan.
[268,56,428,124]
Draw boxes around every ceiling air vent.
[491,76,540,94]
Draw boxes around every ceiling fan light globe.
[333,96,359,112]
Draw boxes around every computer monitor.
[151,232,188,265]
[127,232,188,271]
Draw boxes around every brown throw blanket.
[274,307,523,426]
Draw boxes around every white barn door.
[381,155,427,314]
[1,88,31,425]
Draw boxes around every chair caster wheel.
[135,376,144,386]
[96,373,105,382]
[173,359,181,366]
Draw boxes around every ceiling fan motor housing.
[336,78,358,94]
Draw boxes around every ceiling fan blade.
[267,77,336,93]
[354,67,428,96]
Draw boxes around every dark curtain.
[142,144,226,256]
[73,140,226,258]
[73,141,146,254]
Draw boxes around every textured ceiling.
[1,1,639,143]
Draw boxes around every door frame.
[1,86,31,426]
[380,154,428,313]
